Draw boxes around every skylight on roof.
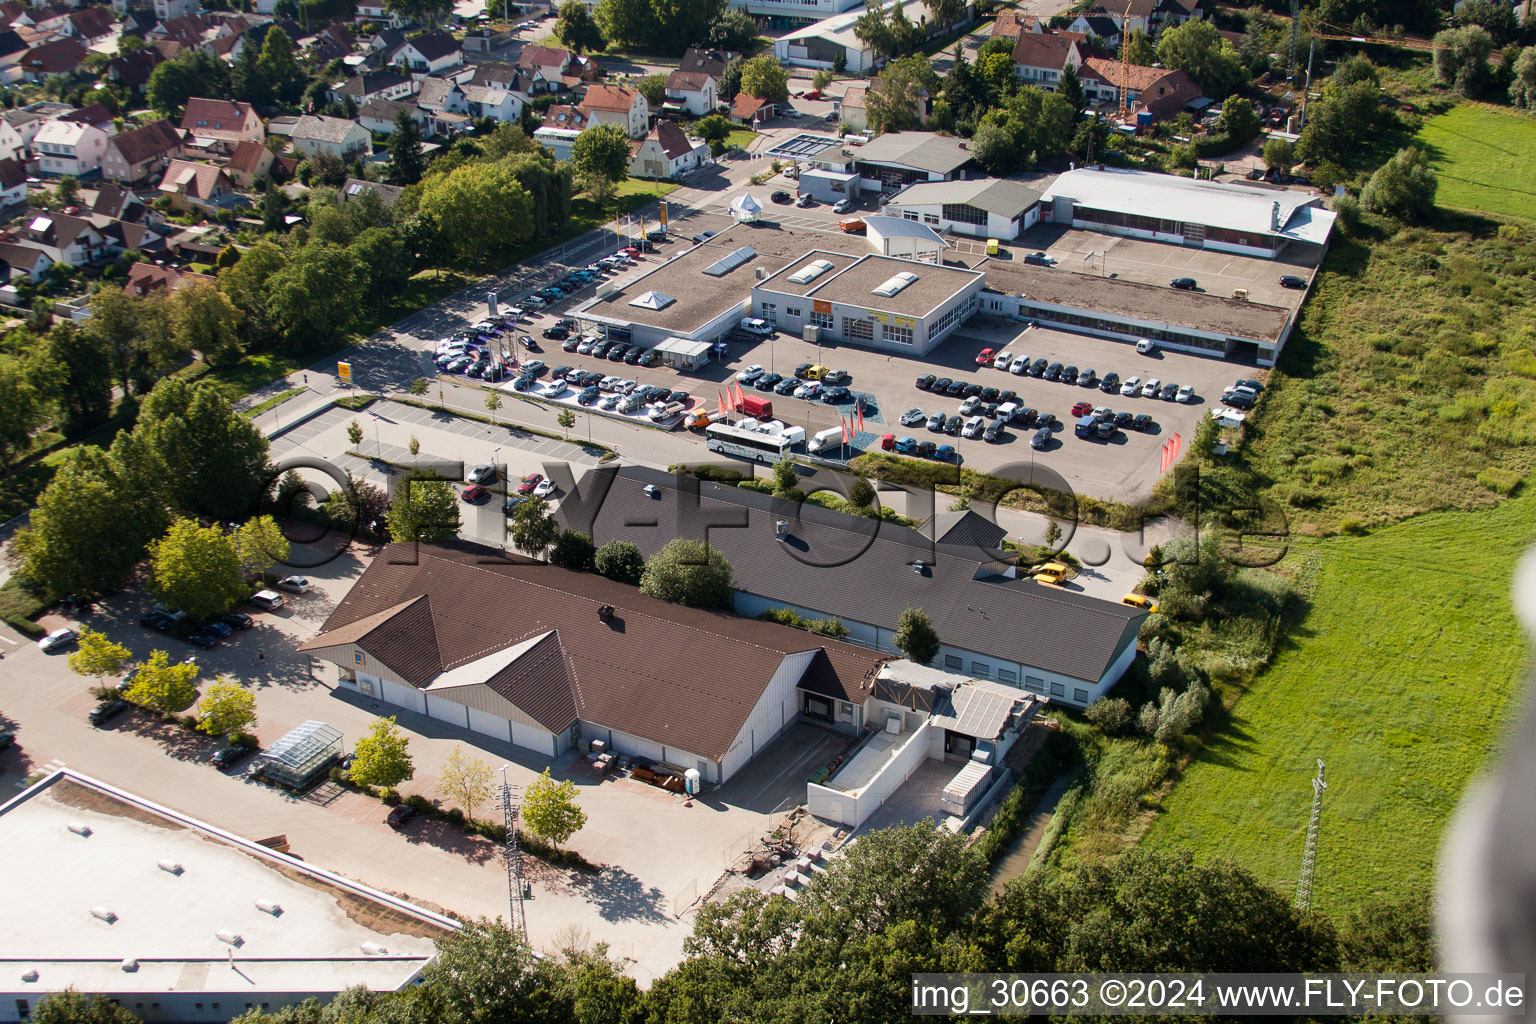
[703,246,756,277]
[872,271,919,298]
[28,215,50,232]
[629,290,676,310]
[788,258,835,285]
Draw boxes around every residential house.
[22,209,114,265]
[357,96,422,135]
[989,9,1039,40]
[60,102,115,135]
[355,1,403,27]
[663,69,716,117]
[1009,30,1090,91]
[101,117,183,183]
[180,97,263,146]
[1064,10,1120,46]
[330,68,413,106]
[391,29,459,77]
[64,4,113,43]
[148,12,208,48]
[415,76,467,117]
[19,6,71,34]
[288,115,371,161]
[0,239,52,281]
[222,138,274,187]
[462,82,520,122]
[151,0,199,20]
[0,3,26,27]
[0,155,27,205]
[676,45,733,78]
[341,176,402,209]
[105,46,161,91]
[1093,0,1202,36]
[97,216,167,257]
[469,60,523,89]
[306,21,353,62]
[34,119,109,175]
[515,44,571,93]
[1079,57,1202,118]
[0,28,27,82]
[561,467,1148,710]
[368,25,405,52]
[3,105,52,149]
[579,83,646,138]
[729,92,775,125]
[124,260,215,295]
[89,181,155,223]
[18,36,85,80]
[0,116,23,162]
[157,158,232,211]
[628,120,707,179]
[839,82,867,131]
[298,542,888,785]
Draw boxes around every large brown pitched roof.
[300,544,887,760]
[108,118,183,165]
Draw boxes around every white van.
[1136,338,1157,354]
[997,401,1020,423]
[649,401,685,422]
[739,317,774,336]
[961,415,986,438]
[250,589,284,611]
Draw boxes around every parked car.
[638,349,661,367]
[737,364,764,383]
[934,444,957,462]
[1132,413,1154,432]
[1078,368,1096,386]
[1061,365,1079,384]
[222,612,253,631]
[562,336,581,352]
[1023,251,1056,266]
[140,611,174,632]
[468,464,497,484]
[517,473,543,495]
[944,415,962,435]
[1120,375,1142,397]
[1234,378,1265,393]
[915,374,936,390]
[607,344,630,362]
[961,416,986,439]
[1279,274,1307,289]
[1100,371,1120,394]
[1031,426,1053,450]
[931,377,953,392]
[38,627,78,652]
[1159,382,1179,401]
[822,369,850,385]
[926,411,946,431]
[1009,355,1029,374]
[1028,358,1048,377]
[1071,401,1093,417]
[770,190,792,204]
[1141,378,1162,398]
[832,198,854,214]
[894,436,918,453]
[386,804,418,830]
[916,440,938,458]
[796,193,816,207]
[794,381,821,400]
[462,484,488,503]
[960,395,982,416]
[945,380,968,396]
[983,419,1004,443]
[822,386,850,403]
[974,348,995,365]
[793,363,814,379]
[1170,277,1198,290]
[89,700,129,727]
[1176,384,1196,403]
[542,326,569,340]
[774,377,799,396]
[1044,362,1063,381]
[900,408,926,426]
[992,350,1012,370]
[210,745,250,770]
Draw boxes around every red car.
[1070,401,1093,417]
[462,484,487,503]
[517,473,543,495]
[974,348,994,365]
[804,89,822,100]
[620,247,639,258]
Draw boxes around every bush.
[405,793,435,812]
[230,730,259,749]
[1477,467,1524,495]
[757,607,805,628]
[806,616,851,639]
[380,787,402,805]
[1085,696,1133,735]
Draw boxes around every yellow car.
[1035,561,1070,581]
[1032,572,1063,586]
[1121,593,1159,612]
[805,364,830,380]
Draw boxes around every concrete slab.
[854,759,959,834]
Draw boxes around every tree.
[739,55,789,104]
[349,716,414,788]
[439,745,495,821]
[639,537,733,608]
[771,458,798,496]
[132,378,272,522]
[0,354,44,479]
[387,108,426,185]
[1262,136,1294,171]
[1512,47,1536,109]
[549,529,595,569]
[146,50,231,115]
[509,495,558,556]
[86,283,146,396]
[198,681,257,736]
[1156,19,1246,98]
[1454,0,1518,45]
[556,0,604,53]
[347,228,411,305]
[266,243,366,347]
[173,281,243,366]
[32,990,143,1024]
[866,56,938,133]
[1339,892,1433,971]
[481,393,502,425]
[124,649,199,714]
[636,73,667,108]
[557,408,576,437]
[1058,60,1083,112]
[847,477,875,508]
[1216,95,1258,141]
[417,162,535,266]
[347,419,364,446]
[321,471,389,539]
[1361,146,1437,222]
[594,539,645,584]
[257,25,302,104]
[695,113,733,155]
[571,122,631,187]
[972,86,1074,174]
[1123,27,1155,65]
[420,919,569,1023]
[709,7,758,50]
[54,175,79,206]
[812,68,833,92]
[231,42,272,112]
[149,518,247,621]
[1296,79,1380,167]
[232,515,290,580]
[1432,25,1492,96]
[892,606,939,664]
[1330,53,1379,91]
[386,472,461,543]
[719,55,744,100]
[68,628,133,687]
[596,0,652,50]
[522,767,587,848]
[34,324,111,436]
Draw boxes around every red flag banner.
[717,390,726,416]
[1159,440,1172,473]
[1171,432,1183,460]
[842,416,851,443]
[857,404,864,431]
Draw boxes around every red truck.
[736,393,773,419]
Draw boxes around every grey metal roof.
[890,178,1043,218]
[863,215,948,244]
[557,466,1145,685]
[853,131,974,175]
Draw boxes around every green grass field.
[1142,490,1536,911]
[1416,105,1536,221]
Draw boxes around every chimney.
[1270,200,1280,232]
[597,604,614,622]
[775,520,788,541]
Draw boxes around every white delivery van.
[1136,338,1157,354]
[996,402,1019,424]
[739,317,774,336]
[649,401,685,422]
[780,425,807,447]
[808,426,844,453]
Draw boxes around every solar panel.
[703,245,756,277]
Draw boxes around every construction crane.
[1118,0,1133,119]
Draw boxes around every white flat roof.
[1042,167,1336,246]
[0,771,452,997]
[778,0,944,47]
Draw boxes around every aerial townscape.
[0,0,1532,1017]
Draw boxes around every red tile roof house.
[729,92,775,125]
[179,97,263,146]
[222,139,274,188]
[18,36,86,82]
[628,120,708,180]
[1079,57,1203,120]
[156,158,233,212]
[298,543,888,785]
[22,210,115,266]
[101,117,184,184]
[124,260,215,296]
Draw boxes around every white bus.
[705,422,796,463]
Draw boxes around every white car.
[467,464,497,484]
[1141,377,1162,398]
[959,395,982,416]
[522,295,546,309]
[577,338,597,354]
[1176,384,1196,403]
[1120,375,1142,397]
[992,350,1012,369]
[522,359,545,374]
[794,381,820,399]
[544,379,569,398]
[533,479,556,498]
[961,416,986,439]
[38,627,78,652]
[1009,355,1029,374]
[276,575,311,594]
[736,364,764,382]
[599,375,622,391]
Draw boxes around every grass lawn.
[496,180,677,267]
[1416,104,1536,221]
[1142,490,1536,911]
[725,128,758,152]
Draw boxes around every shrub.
[806,616,851,639]
[757,607,805,628]
[230,730,259,749]
[380,788,402,805]
[1477,467,1524,495]
[405,793,435,812]
[1085,696,1133,735]
[444,806,466,826]
[1339,519,1368,535]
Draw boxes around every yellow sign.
[869,310,890,324]
[894,315,916,329]
[659,201,668,230]
[812,299,832,314]
[337,361,351,382]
